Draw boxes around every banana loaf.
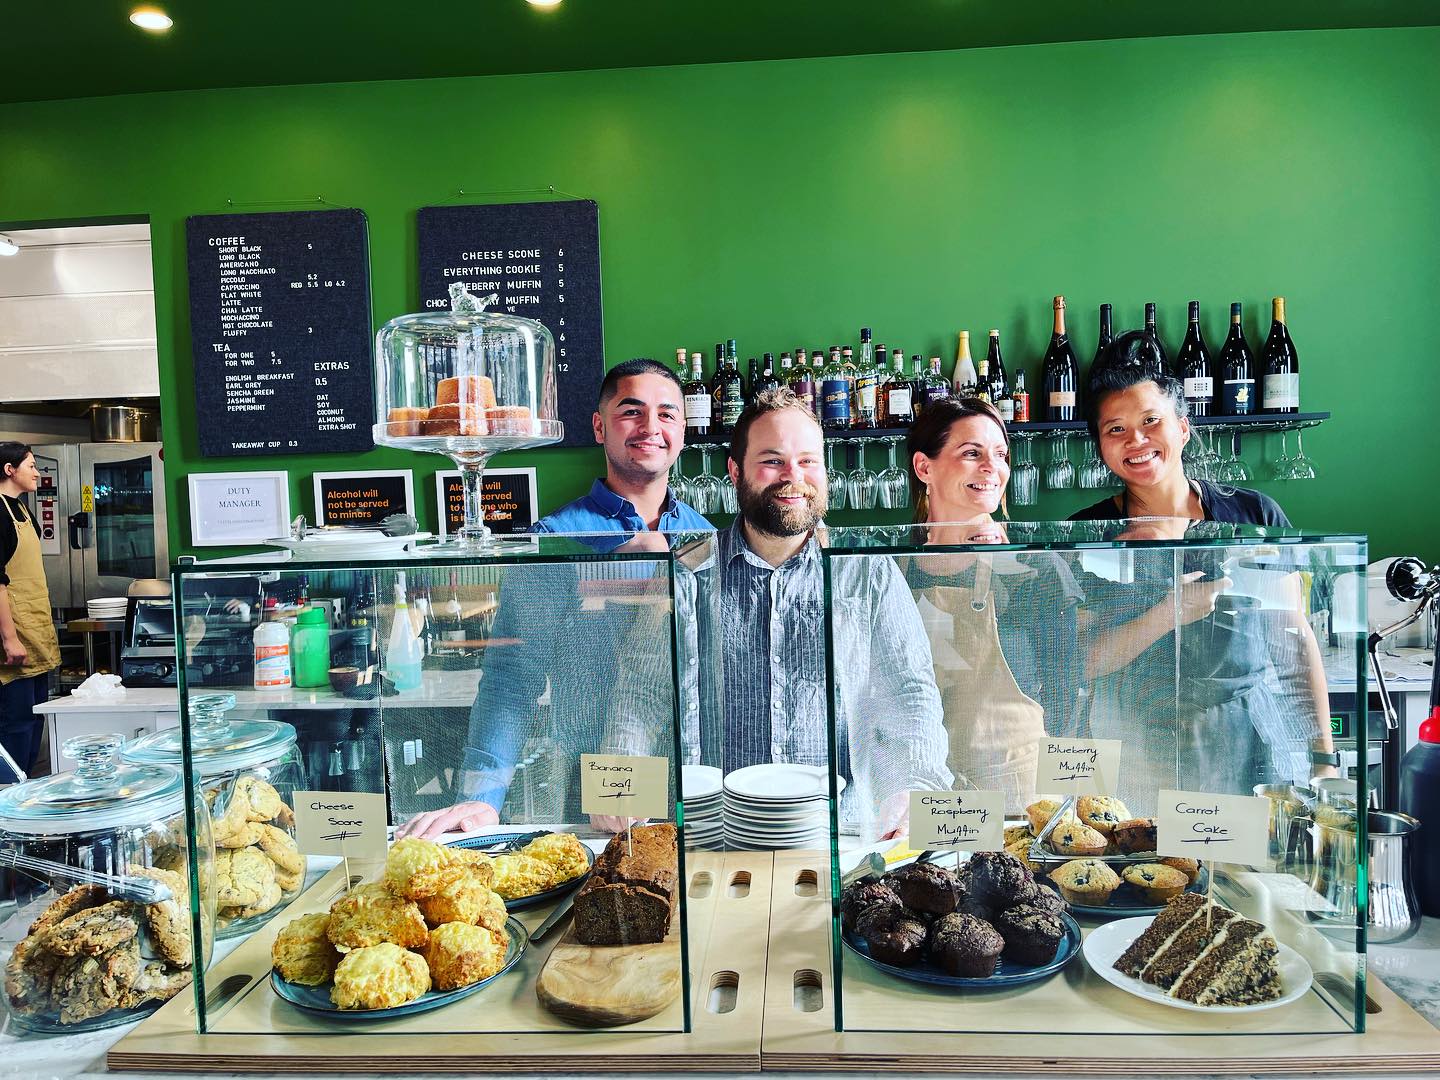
[572,823,678,946]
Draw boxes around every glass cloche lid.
[122,692,297,776]
[0,734,186,834]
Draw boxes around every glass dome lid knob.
[63,734,124,783]
[191,692,239,746]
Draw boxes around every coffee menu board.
[417,200,602,448]
[185,209,374,457]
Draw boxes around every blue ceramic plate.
[842,911,1081,989]
[446,831,596,911]
[271,915,527,1019]
[1056,864,1210,919]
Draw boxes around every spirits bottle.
[820,347,852,430]
[975,357,992,404]
[880,347,913,427]
[683,352,712,438]
[952,331,978,396]
[1011,370,1030,423]
[852,327,879,428]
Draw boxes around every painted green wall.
[3,28,1437,558]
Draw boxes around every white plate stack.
[721,764,844,850]
[86,597,128,620]
[681,765,724,850]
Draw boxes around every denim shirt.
[532,478,713,535]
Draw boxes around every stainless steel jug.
[1308,809,1421,944]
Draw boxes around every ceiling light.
[129,7,173,31]
[526,0,563,7]
[0,236,18,257]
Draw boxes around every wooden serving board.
[535,921,682,1027]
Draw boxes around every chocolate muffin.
[992,902,1066,967]
[840,879,901,932]
[886,862,961,916]
[965,850,1037,908]
[928,913,1004,978]
[955,895,993,922]
[1028,885,1069,917]
[857,906,929,966]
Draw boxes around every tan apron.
[1,500,61,686]
[917,556,1046,814]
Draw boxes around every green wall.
[3,28,1437,559]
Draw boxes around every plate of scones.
[269,838,527,1016]
[839,850,1081,989]
[446,831,595,911]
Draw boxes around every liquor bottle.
[873,341,892,417]
[975,357,992,404]
[908,355,927,419]
[757,352,780,396]
[779,351,794,385]
[920,356,950,412]
[1218,302,1256,415]
[1176,301,1215,417]
[746,358,758,406]
[675,347,687,377]
[709,342,728,424]
[719,340,745,432]
[683,352,712,438]
[1093,303,1114,372]
[1011,370,1030,422]
[852,327,879,429]
[1260,296,1300,414]
[1144,302,1169,377]
[880,347,912,427]
[986,329,1011,421]
[952,331,978,396]
[1043,295,1079,421]
[820,347,853,430]
[791,351,817,414]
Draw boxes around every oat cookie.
[127,864,192,967]
[44,901,140,958]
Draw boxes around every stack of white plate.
[86,597,128,620]
[681,764,724,850]
[721,764,844,850]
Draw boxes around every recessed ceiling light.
[129,7,173,31]
[526,0,563,7]
[0,235,18,257]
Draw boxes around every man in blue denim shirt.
[402,359,710,837]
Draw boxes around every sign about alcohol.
[416,200,603,448]
[313,470,414,528]
[185,209,374,458]
[435,468,537,538]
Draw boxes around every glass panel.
[92,454,156,579]
[174,536,691,1036]
[825,523,1368,1037]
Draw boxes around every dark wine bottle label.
[821,379,851,423]
[1222,378,1255,413]
[887,387,912,418]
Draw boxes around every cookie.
[216,848,276,909]
[1076,796,1130,836]
[44,901,140,958]
[234,775,285,822]
[235,878,283,919]
[1049,859,1121,907]
[256,823,305,875]
[127,864,192,967]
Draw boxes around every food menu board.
[185,209,374,458]
[417,200,603,448]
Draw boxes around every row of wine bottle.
[671,296,1301,437]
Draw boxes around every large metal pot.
[89,404,157,442]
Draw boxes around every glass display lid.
[373,282,562,550]
[0,734,215,1033]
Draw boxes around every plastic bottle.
[253,610,292,690]
[1398,706,1440,916]
[291,605,332,689]
[385,571,423,692]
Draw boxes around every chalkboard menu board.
[186,209,374,458]
[417,200,602,448]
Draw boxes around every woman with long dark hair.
[904,399,1083,808]
[0,442,60,779]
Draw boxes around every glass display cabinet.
[822,521,1370,1038]
[169,536,703,1037]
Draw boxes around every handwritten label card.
[1156,790,1270,867]
[292,790,388,859]
[908,790,1005,852]
[1035,738,1122,795]
[579,754,670,819]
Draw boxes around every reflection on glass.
[93,456,156,579]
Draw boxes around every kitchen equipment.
[88,404,157,443]
[1253,782,1316,877]
[0,849,173,903]
[0,733,215,1033]
[1306,807,1422,944]
[31,442,168,612]
[122,692,306,938]
[372,282,562,551]
[1398,709,1440,916]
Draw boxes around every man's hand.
[397,800,499,840]
[2,635,25,667]
[590,815,647,834]
[877,790,910,841]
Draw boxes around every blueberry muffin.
[1048,821,1108,857]
[1110,817,1158,854]
[886,862,961,917]
[1003,823,1035,847]
[1025,799,1073,835]
[1159,856,1201,884]
[1004,837,1043,873]
[928,913,1004,978]
[965,850,1037,908]
[1122,863,1190,903]
[857,906,929,966]
[1049,859,1121,906]
[992,902,1066,967]
[1075,796,1130,836]
[840,879,901,933]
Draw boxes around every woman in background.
[0,443,60,779]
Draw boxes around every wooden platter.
[535,920,682,1027]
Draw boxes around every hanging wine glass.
[1011,438,1039,506]
[1290,427,1317,479]
[848,439,880,511]
[1044,432,1074,490]
[691,444,723,515]
[825,442,849,511]
[877,436,910,510]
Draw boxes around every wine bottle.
[683,352,712,438]
[1260,296,1300,414]
[1144,302,1169,377]
[1043,296,1079,421]
[952,331,978,396]
[758,352,780,396]
[986,329,1011,421]
[1177,302,1215,416]
[1218,303,1256,415]
[1093,303,1114,372]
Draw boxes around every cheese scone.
[422,922,509,991]
[271,912,341,986]
[489,853,560,900]
[327,884,428,951]
[416,869,507,931]
[330,942,430,1009]
[521,833,590,882]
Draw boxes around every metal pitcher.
[1308,809,1422,944]
[1253,783,1315,876]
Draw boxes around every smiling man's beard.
[736,473,827,537]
